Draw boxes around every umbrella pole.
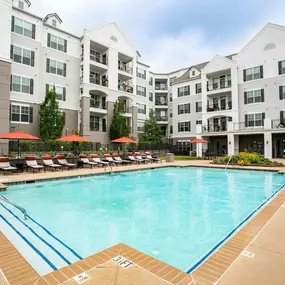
[18,139,20,158]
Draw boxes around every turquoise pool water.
[1,167,285,272]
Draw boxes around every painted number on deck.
[112,256,134,269]
[73,273,91,284]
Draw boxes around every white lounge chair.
[79,155,97,168]
[113,154,132,164]
[25,157,44,173]
[0,157,17,175]
[42,156,63,171]
[135,152,150,163]
[104,154,122,166]
[56,155,77,170]
[90,154,109,166]
[127,153,142,164]
[145,152,161,163]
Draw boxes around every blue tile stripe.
[186,182,285,274]
[0,213,57,271]
[1,195,82,260]
[0,202,72,265]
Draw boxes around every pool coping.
[1,162,285,284]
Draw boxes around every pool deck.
[1,160,285,284]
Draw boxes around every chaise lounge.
[56,155,77,170]
[25,157,44,173]
[42,156,63,172]
[0,157,17,175]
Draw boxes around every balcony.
[202,124,227,133]
[234,122,264,131]
[90,54,108,66]
[90,124,106,132]
[155,101,168,106]
[89,76,108,87]
[207,81,231,92]
[207,102,232,112]
[156,115,168,122]
[118,64,133,74]
[123,106,132,114]
[90,101,106,110]
[118,81,133,94]
[272,120,285,129]
[155,84,168,91]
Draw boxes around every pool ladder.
[0,196,28,220]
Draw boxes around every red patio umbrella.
[189,139,208,144]
[111,137,136,143]
[0,131,40,157]
[56,134,92,142]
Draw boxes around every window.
[11,104,32,123]
[52,19,57,27]
[18,1,24,9]
[11,45,34,66]
[149,77,153,86]
[178,103,190,115]
[192,70,195,76]
[278,60,285,75]
[170,125,173,134]
[195,83,202,94]
[149,92,153,102]
[90,116,100,131]
[244,89,264,104]
[196,102,202,112]
[138,103,146,114]
[137,85,146,96]
[245,113,265,127]
[137,121,145,132]
[196,120,202,125]
[12,16,35,39]
[178,86,190,97]
[47,59,66,77]
[170,112,173,118]
[47,84,66,101]
[47,34,67,52]
[11,75,33,94]
[169,93,172,102]
[243,66,263,82]
[137,67,146,79]
[178,121,191,132]
[280,85,285,100]
[169,77,176,86]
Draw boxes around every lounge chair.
[42,156,63,171]
[25,157,44,173]
[90,154,109,167]
[104,154,122,166]
[79,155,97,168]
[135,152,150,163]
[127,153,142,164]
[113,154,132,165]
[145,152,162,163]
[0,157,17,175]
[56,155,77,170]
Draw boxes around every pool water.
[1,167,285,272]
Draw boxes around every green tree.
[143,109,163,144]
[109,99,130,140]
[39,87,65,141]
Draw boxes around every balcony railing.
[90,54,108,65]
[207,102,232,112]
[207,81,231,91]
[272,120,285,129]
[155,85,168,91]
[90,101,106,109]
[234,122,264,131]
[202,124,227,133]
[89,76,108,87]
[118,65,133,74]
[123,106,132,114]
[90,124,106,132]
[155,100,168,106]
[156,116,168,121]
[118,82,133,93]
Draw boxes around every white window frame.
[281,85,285,100]
[18,1,24,9]
[246,89,262,104]
[178,103,190,114]
[11,103,30,124]
[52,19,57,27]
[50,35,65,52]
[178,121,191,132]
[11,74,31,94]
[137,103,146,114]
[12,45,32,66]
[137,67,146,79]
[246,113,263,127]
[149,92,153,102]
[196,101,202,112]
[48,84,64,101]
[49,59,64,76]
[280,60,285,75]
[244,66,262,81]
[178,86,190,97]
[90,115,100,131]
[137,85,146,96]
[14,17,33,38]
[137,120,145,132]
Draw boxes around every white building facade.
[1,1,285,158]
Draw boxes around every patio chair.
[104,154,122,166]
[145,152,162,163]
[0,157,17,175]
[134,152,150,163]
[79,155,97,168]
[90,154,109,167]
[56,155,77,170]
[42,156,63,172]
[25,157,44,173]
[113,154,132,165]
[127,153,142,164]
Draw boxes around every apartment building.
[1,1,285,158]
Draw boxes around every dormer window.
[192,70,195,76]
[18,1,24,9]
[52,19,57,27]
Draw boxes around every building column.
[227,133,234,156]
[83,37,90,84]
[107,101,115,136]
[80,95,90,136]
[264,132,272,159]
[201,72,208,114]
[132,106,138,138]
[234,135,239,154]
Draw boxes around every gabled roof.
[43,13,62,24]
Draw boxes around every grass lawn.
[161,156,201,161]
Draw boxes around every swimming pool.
[1,167,285,276]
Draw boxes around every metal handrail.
[0,196,28,220]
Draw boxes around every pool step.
[0,200,81,276]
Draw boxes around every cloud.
[29,0,285,73]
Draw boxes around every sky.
[30,0,285,73]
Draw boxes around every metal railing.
[90,101,106,109]
[207,103,232,112]
[118,83,133,93]
[202,124,227,133]
[90,54,108,65]
[207,81,231,91]
[155,85,168,91]
[272,120,285,129]
[90,124,106,132]
[234,122,264,130]
[89,76,108,87]
[0,196,28,220]
[155,100,168,106]
[118,65,133,74]
[156,116,168,121]
[123,107,132,114]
